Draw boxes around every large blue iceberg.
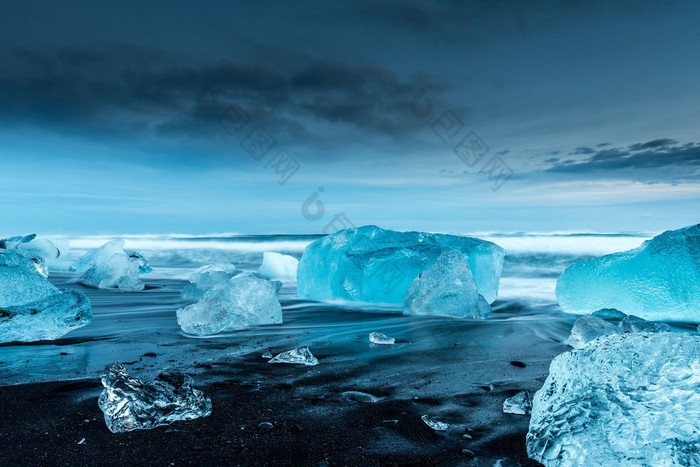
[556,224,700,322]
[527,332,700,466]
[297,225,505,305]
[0,249,91,343]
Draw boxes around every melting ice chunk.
[503,391,532,415]
[421,415,449,431]
[341,391,379,403]
[369,331,395,345]
[181,263,238,301]
[556,224,700,321]
[74,240,150,290]
[527,333,700,466]
[268,346,318,366]
[257,252,298,282]
[177,272,282,335]
[618,314,671,333]
[0,249,91,343]
[262,349,273,359]
[567,315,619,349]
[403,250,491,319]
[98,362,212,433]
[297,225,505,305]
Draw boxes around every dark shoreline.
[0,350,544,466]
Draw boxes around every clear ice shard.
[177,272,282,335]
[0,234,36,250]
[74,240,150,291]
[369,331,395,345]
[556,224,700,321]
[403,250,491,319]
[618,314,671,333]
[296,225,505,305]
[0,249,91,343]
[98,362,212,433]
[421,415,449,431]
[268,346,318,366]
[181,263,238,301]
[527,332,700,466]
[567,315,619,349]
[341,391,379,403]
[503,391,532,415]
[257,252,298,282]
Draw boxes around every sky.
[1,0,699,235]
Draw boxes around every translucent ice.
[527,333,700,466]
[421,415,449,431]
[556,224,700,321]
[0,249,91,343]
[619,314,671,333]
[98,362,211,433]
[369,331,395,345]
[268,346,318,366]
[257,252,298,282]
[567,315,619,349]
[0,234,36,250]
[341,391,379,403]
[181,263,238,301]
[177,272,282,335]
[297,225,505,305]
[74,240,150,290]
[503,391,532,415]
[403,250,491,319]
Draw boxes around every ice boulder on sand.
[527,332,700,466]
[297,225,505,305]
[181,263,238,301]
[74,240,150,291]
[0,249,91,343]
[257,252,298,282]
[177,272,282,335]
[556,224,699,322]
[98,362,211,433]
[403,250,491,319]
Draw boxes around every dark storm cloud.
[547,140,700,173]
[0,46,448,140]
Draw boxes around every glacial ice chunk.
[181,263,238,301]
[403,250,491,319]
[341,391,379,403]
[74,240,150,291]
[619,314,671,333]
[503,391,532,415]
[268,346,318,366]
[0,234,36,250]
[567,315,619,349]
[98,362,212,433]
[297,225,505,305]
[257,252,298,282]
[421,415,449,431]
[527,333,700,466]
[177,272,282,335]
[0,249,91,343]
[556,224,700,321]
[369,331,395,345]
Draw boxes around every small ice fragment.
[618,315,671,333]
[369,332,395,345]
[262,349,273,359]
[463,433,473,439]
[77,438,85,445]
[567,315,619,349]
[258,422,273,429]
[503,391,532,415]
[341,391,379,403]
[268,346,318,366]
[98,362,212,433]
[383,419,398,424]
[421,414,449,431]
[257,252,298,282]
